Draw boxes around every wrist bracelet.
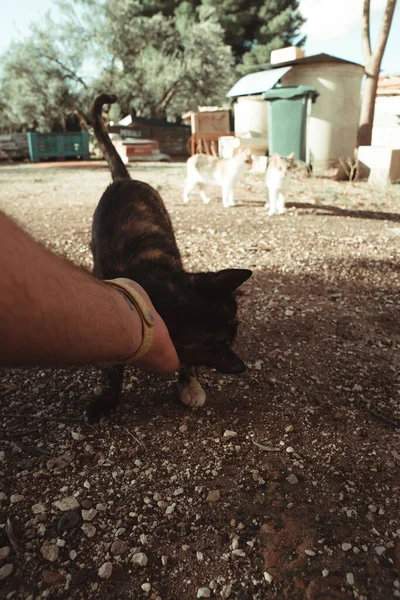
[103,279,155,362]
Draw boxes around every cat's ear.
[209,346,246,374]
[287,152,295,161]
[194,269,252,294]
[272,153,280,163]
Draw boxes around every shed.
[372,75,400,149]
[227,53,364,169]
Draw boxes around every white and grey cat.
[265,152,295,215]
[183,148,253,208]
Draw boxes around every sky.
[0,0,399,75]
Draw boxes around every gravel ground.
[0,161,399,600]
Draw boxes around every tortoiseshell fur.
[85,93,252,422]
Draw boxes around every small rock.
[286,446,294,454]
[322,569,329,577]
[352,384,362,392]
[197,587,211,598]
[47,452,75,470]
[111,540,129,556]
[132,552,148,567]
[264,571,273,584]
[197,552,204,562]
[81,524,96,538]
[82,508,97,522]
[165,504,176,515]
[206,490,220,502]
[69,550,77,560]
[305,549,316,556]
[10,494,24,504]
[223,430,237,438]
[42,570,63,585]
[346,573,355,586]
[98,562,113,580]
[0,547,11,562]
[53,497,79,511]
[0,564,13,581]
[285,425,294,433]
[32,503,46,515]
[141,582,151,592]
[375,546,386,556]
[221,584,232,598]
[179,424,188,433]
[41,544,59,562]
[342,543,352,551]
[71,431,85,441]
[232,549,245,557]
[81,499,92,510]
[139,534,147,545]
[173,487,184,496]
[286,474,298,484]
[57,511,80,532]
[96,503,107,512]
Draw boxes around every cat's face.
[167,269,252,374]
[235,148,253,168]
[271,152,295,174]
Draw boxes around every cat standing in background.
[265,152,295,215]
[183,148,253,208]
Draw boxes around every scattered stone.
[197,587,211,598]
[47,452,75,471]
[179,424,188,432]
[96,503,107,512]
[165,504,176,515]
[71,431,85,441]
[81,524,96,538]
[10,494,24,504]
[221,584,232,598]
[223,430,237,438]
[57,511,80,532]
[305,549,316,556]
[0,564,13,581]
[0,547,11,562]
[375,546,386,556]
[322,569,329,577]
[342,543,352,551]
[69,550,77,560]
[286,447,294,454]
[264,571,273,584]
[286,474,299,484]
[346,573,355,586]
[141,582,151,592]
[53,497,79,511]
[111,540,129,556]
[43,570,63,585]
[197,552,204,562]
[232,549,245,557]
[207,490,220,502]
[285,425,294,433]
[98,562,113,580]
[32,503,46,515]
[161,556,168,566]
[139,534,147,545]
[352,384,362,392]
[82,509,97,522]
[41,544,59,562]
[132,552,148,567]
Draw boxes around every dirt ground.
[0,160,399,600]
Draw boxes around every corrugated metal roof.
[226,67,291,98]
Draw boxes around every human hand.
[110,278,179,374]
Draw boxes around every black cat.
[85,93,252,422]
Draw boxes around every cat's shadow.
[286,201,400,223]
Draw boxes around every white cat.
[265,152,294,215]
[183,148,253,208]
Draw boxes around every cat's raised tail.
[90,93,130,182]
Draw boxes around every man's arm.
[0,211,179,372]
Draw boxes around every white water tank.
[280,62,363,168]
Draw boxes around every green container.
[262,86,318,162]
[27,132,90,162]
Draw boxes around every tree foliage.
[0,0,305,130]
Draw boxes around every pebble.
[197,552,204,562]
[10,494,24,504]
[223,430,237,438]
[285,425,294,433]
[69,550,77,560]
[286,446,294,453]
[41,544,59,562]
[232,549,245,557]
[206,490,220,502]
[141,582,151,592]
[98,562,113,580]
[53,497,79,511]
[179,424,188,432]
[342,543,352,551]
[47,452,75,470]
[71,431,85,441]
[57,511,80,532]
[32,503,46,515]
[0,547,11,562]
[165,504,176,515]
[96,503,107,512]
[375,546,386,556]
[322,569,329,577]
[286,474,299,484]
[42,570,63,585]
[197,587,211,598]
[305,549,316,556]
[111,540,129,556]
[346,573,355,586]
[132,552,148,567]
[221,584,232,598]
[0,564,13,581]
[81,524,96,538]
[264,571,273,584]
[82,509,97,521]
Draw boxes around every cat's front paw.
[177,377,206,408]
[84,392,118,424]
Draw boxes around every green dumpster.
[27,132,90,162]
[262,85,318,163]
